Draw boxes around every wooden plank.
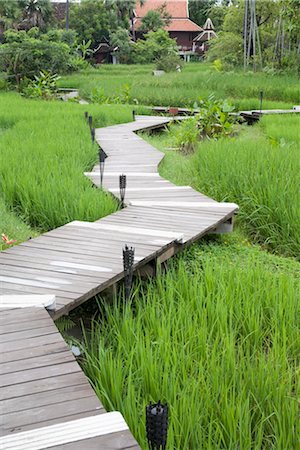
[0,412,128,448]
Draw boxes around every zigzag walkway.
[0,115,238,449]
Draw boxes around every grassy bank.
[144,115,300,259]
[0,93,132,236]
[80,235,300,449]
[59,63,299,110]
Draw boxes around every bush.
[22,70,60,99]
[134,29,178,64]
[0,28,81,85]
[156,53,183,73]
[206,32,243,68]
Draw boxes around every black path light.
[91,127,95,143]
[259,91,264,114]
[146,401,169,450]
[132,109,136,121]
[88,115,93,129]
[98,147,107,188]
[84,111,88,121]
[119,174,127,207]
[123,245,135,301]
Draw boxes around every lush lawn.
[80,234,300,449]
[59,63,299,110]
[0,93,133,237]
[143,115,300,259]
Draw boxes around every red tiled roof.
[135,17,202,32]
[135,0,188,18]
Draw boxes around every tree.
[69,0,117,47]
[189,0,215,27]
[0,0,23,34]
[139,3,171,32]
[139,10,164,32]
[134,29,178,64]
[18,0,53,30]
[110,27,133,63]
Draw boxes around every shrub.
[134,29,178,64]
[156,53,183,73]
[22,70,60,99]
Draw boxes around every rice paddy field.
[59,63,299,110]
[1,64,299,449]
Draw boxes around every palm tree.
[18,0,52,29]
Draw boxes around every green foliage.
[206,0,299,73]
[139,10,164,32]
[207,31,243,68]
[60,63,299,109]
[170,95,236,152]
[80,240,299,449]
[149,115,300,259]
[0,28,84,84]
[22,70,60,99]
[169,117,199,153]
[0,93,134,231]
[76,39,93,60]
[0,0,53,32]
[155,53,182,73]
[139,4,171,32]
[110,27,133,64]
[134,29,178,64]
[195,95,236,138]
[69,0,117,47]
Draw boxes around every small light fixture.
[132,109,135,121]
[84,111,88,121]
[99,147,106,188]
[119,174,127,207]
[123,245,135,301]
[146,401,168,450]
[88,115,93,129]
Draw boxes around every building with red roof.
[133,0,203,60]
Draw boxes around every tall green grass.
[145,115,300,259]
[80,237,300,449]
[59,63,299,109]
[0,198,37,250]
[0,93,133,232]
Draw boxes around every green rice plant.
[0,93,133,231]
[80,237,300,449]
[59,63,299,109]
[145,115,300,259]
[0,198,37,250]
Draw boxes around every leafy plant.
[196,95,236,139]
[22,70,60,99]
[156,53,183,73]
[77,39,93,60]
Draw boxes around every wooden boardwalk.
[0,115,238,448]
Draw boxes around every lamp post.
[88,115,93,129]
[99,147,106,188]
[146,401,168,450]
[123,245,135,301]
[119,174,127,207]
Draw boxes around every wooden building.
[193,18,217,56]
[133,0,203,61]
